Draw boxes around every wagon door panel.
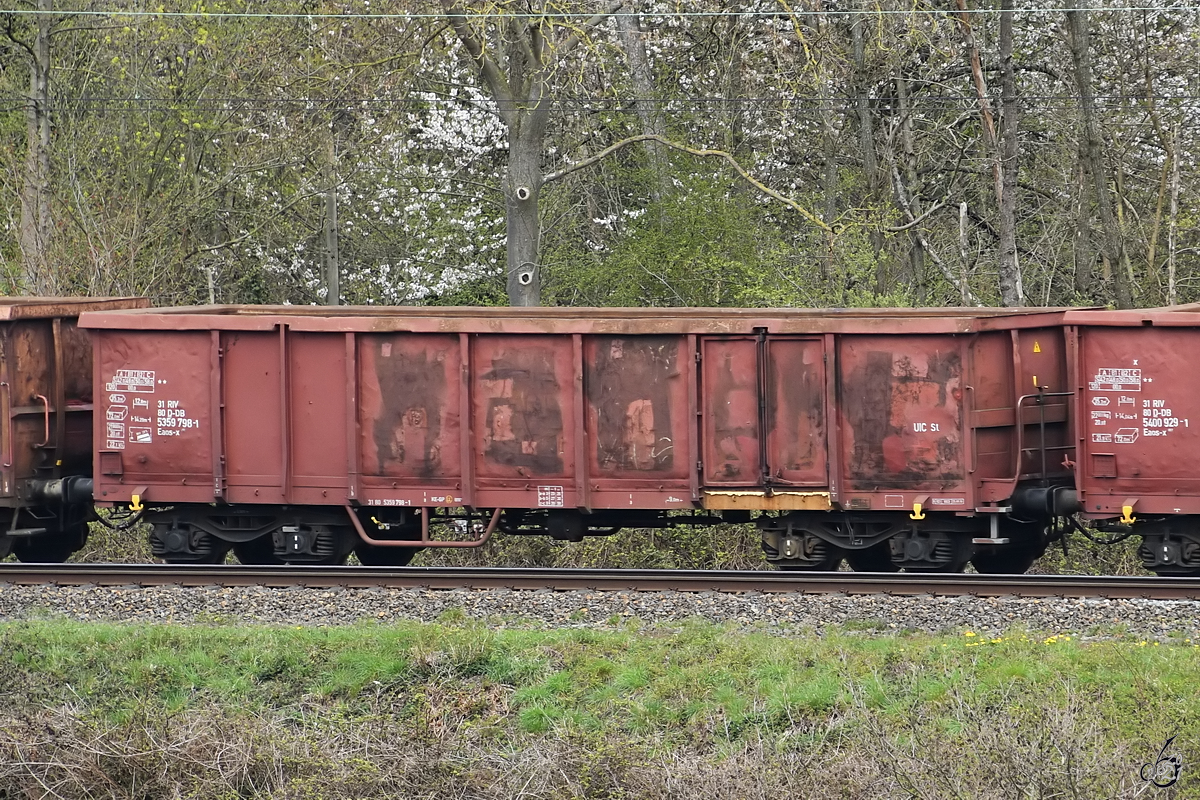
[222,332,284,498]
[838,336,965,492]
[585,335,688,482]
[701,336,827,487]
[289,333,348,493]
[359,333,462,483]
[701,338,760,485]
[472,336,576,506]
[765,338,826,485]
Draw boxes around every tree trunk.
[1072,163,1094,301]
[323,128,340,306]
[996,0,1023,306]
[1067,5,1133,308]
[851,10,885,291]
[443,1,623,306]
[614,9,667,205]
[506,122,544,307]
[1167,123,1181,305]
[895,76,926,299]
[822,97,839,292]
[19,0,53,295]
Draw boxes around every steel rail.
[0,564,1199,599]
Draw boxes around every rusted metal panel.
[1075,323,1200,515]
[471,335,576,489]
[839,335,965,492]
[93,331,215,504]
[222,332,283,498]
[358,333,462,481]
[765,338,826,485]
[701,338,760,485]
[585,335,688,480]
[700,336,827,488]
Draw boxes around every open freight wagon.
[81,306,1076,572]
[1066,304,1200,575]
[0,297,148,561]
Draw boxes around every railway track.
[1,564,1199,600]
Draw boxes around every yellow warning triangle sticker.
[1033,341,1042,353]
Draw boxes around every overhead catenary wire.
[0,5,1198,18]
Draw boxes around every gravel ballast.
[0,583,1198,639]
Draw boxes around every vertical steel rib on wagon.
[79,305,1079,572]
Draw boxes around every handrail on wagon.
[33,394,50,448]
[1012,390,1074,486]
[344,505,502,549]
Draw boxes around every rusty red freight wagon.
[1066,305,1200,575]
[81,305,1075,571]
[0,297,149,561]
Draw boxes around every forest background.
[1,0,1197,311]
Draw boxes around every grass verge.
[0,620,1195,797]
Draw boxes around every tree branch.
[891,164,979,305]
[543,133,830,231]
[558,0,625,55]
[884,198,947,232]
[442,2,515,125]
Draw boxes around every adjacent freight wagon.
[81,306,1076,572]
[1066,304,1200,575]
[0,297,149,561]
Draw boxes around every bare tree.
[3,0,54,293]
[996,0,1023,306]
[1067,3,1133,308]
[613,7,667,204]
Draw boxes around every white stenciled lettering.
[1089,368,1142,392]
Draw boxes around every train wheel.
[162,546,230,565]
[970,546,1041,574]
[845,544,900,572]
[233,535,283,565]
[971,521,1048,575]
[1138,534,1200,576]
[13,523,87,563]
[890,532,973,573]
[354,544,419,567]
[151,524,231,564]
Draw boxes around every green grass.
[2,620,1197,797]
[2,620,1197,742]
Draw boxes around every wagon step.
[4,528,48,538]
[972,507,1012,545]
